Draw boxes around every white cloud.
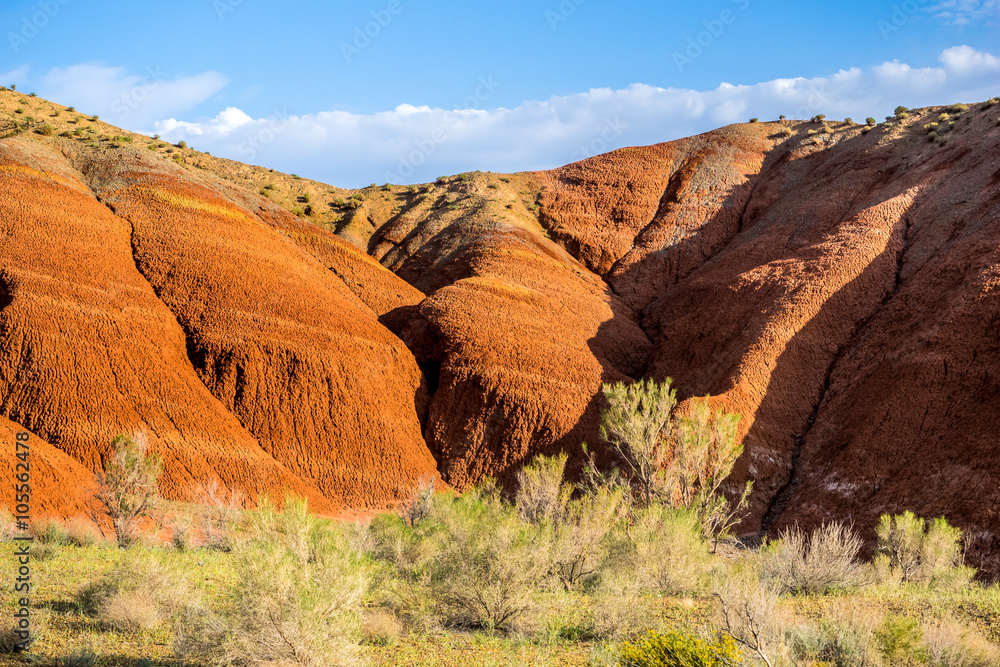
[30,63,227,128]
[926,0,1000,24]
[146,46,999,188]
[939,44,1000,73]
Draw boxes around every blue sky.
[2,0,999,186]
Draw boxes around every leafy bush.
[761,522,865,594]
[623,504,713,594]
[949,103,968,113]
[866,117,877,126]
[547,486,625,592]
[176,496,367,666]
[876,512,969,586]
[787,603,882,667]
[91,115,99,121]
[875,615,927,666]
[66,106,74,112]
[516,452,571,524]
[92,433,162,548]
[371,486,548,631]
[619,629,742,667]
[844,117,854,125]
[810,114,826,122]
[598,380,750,546]
[749,117,759,123]
[177,140,187,149]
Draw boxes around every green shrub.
[13,108,22,114]
[547,486,625,592]
[67,106,74,112]
[875,615,928,666]
[619,629,742,667]
[29,92,36,97]
[370,485,548,631]
[844,117,854,125]
[810,114,826,122]
[58,647,98,667]
[807,129,819,135]
[749,117,758,123]
[761,522,865,594]
[788,604,882,667]
[876,512,969,586]
[949,103,968,113]
[79,550,193,633]
[516,452,571,524]
[623,504,713,594]
[291,207,304,216]
[866,117,877,126]
[91,115,99,121]
[177,140,187,149]
[31,517,68,545]
[93,433,162,548]
[301,192,311,203]
[175,496,367,666]
[597,380,750,546]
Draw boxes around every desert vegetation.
[3,382,999,666]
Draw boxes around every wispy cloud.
[146,46,999,188]
[926,0,1000,25]
[30,63,227,127]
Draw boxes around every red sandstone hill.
[1,91,999,572]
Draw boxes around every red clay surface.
[2,102,999,573]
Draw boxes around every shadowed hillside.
[2,88,999,572]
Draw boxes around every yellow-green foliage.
[875,615,928,666]
[619,629,742,667]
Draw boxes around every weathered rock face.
[3,100,1000,574]
[0,138,438,513]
